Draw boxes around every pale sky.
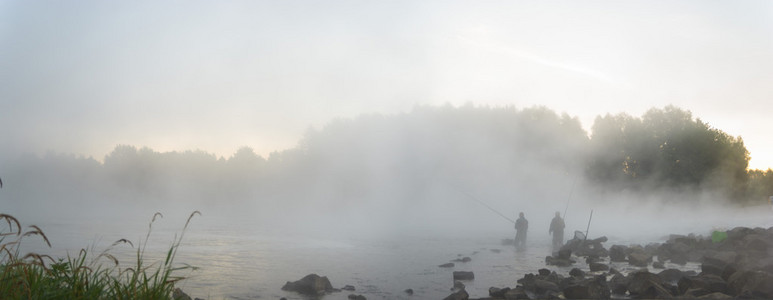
[1,0,772,169]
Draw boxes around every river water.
[12,207,773,300]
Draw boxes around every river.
[11,206,773,300]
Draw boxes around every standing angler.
[514,212,528,249]
[549,211,565,251]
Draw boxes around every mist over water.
[2,105,772,298]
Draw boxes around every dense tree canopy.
[586,106,751,201]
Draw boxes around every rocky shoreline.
[179,226,773,300]
[451,226,773,299]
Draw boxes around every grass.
[0,211,200,300]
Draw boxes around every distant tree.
[586,106,750,201]
[746,169,773,206]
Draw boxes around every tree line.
[2,105,771,210]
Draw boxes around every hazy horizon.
[2,0,772,169]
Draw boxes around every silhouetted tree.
[586,106,750,201]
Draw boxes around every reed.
[0,211,200,299]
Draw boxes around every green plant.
[0,212,200,299]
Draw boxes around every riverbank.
[275,226,773,300]
[453,226,773,299]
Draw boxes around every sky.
[1,0,772,169]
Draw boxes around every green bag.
[711,231,727,243]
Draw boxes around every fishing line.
[563,176,577,218]
[446,182,515,224]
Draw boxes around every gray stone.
[589,262,609,272]
[281,274,334,296]
[443,289,469,300]
[453,271,475,281]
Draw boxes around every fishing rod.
[584,209,594,241]
[447,183,515,224]
[563,176,578,218]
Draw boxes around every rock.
[627,270,672,298]
[697,292,733,299]
[453,257,472,263]
[503,286,529,299]
[348,294,366,300]
[585,255,601,264]
[589,262,609,272]
[453,271,475,281]
[172,288,192,300]
[609,245,628,262]
[653,261,665,269]
[488,287,510,298]
[569,268,585,278]
[439,263,455,268]
[680,274,729,295]
[517,273,536,286]
[534,279,560,294]
[701,251,737,277]
[609,273,628,295]
[628,252,652,267]
[742,234,770,253]
[658,268,686,284]
[671,255,688,265]
[683,287,714,298]
[538,268,551,276]
[404,288,414,295]
[557,249,572,260]
[342,285,355,291]
[452,280,466,291]
[443,289,469,300]
[562,275,610,299]
[518,273,559,297]
[545,255,574,267]
[727,270,773,298]
[726,227,755,242]
[490,248,502,253]
[281,274,334,296]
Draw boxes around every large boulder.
[562,275,610,299]
[726,227,755,243]
[557,248,572,260]
[488,287,510,298]
[727,270,773,298]
[443,289,469,300]
[534,279,560,294]
[561,235,609,258]
[609,273,628,295]
[609,245,627,262]
[627,270,672,299]
[589,262,609,272]
[657,268,687,284]
[518,273,561,298]
[281,274,334,296]
[701,251,738,277]
[569,268,585,278]
[628,252,652,267]
[677,274,728,296]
